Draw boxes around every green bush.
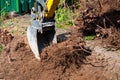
[55,7,73,28]
[1,11,8,18]
[55,0,80,28]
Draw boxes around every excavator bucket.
[27,0,59,60]
[27,26,57,60]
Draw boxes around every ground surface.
[0,14,120,80]
[0,1,119,79]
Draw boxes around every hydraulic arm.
[27,0,60,60]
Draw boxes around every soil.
[0,29,13,45]
[0,1,120,79]
[0,28,120,80]
[78,0,120,48]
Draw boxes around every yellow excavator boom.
[44,0,60,18]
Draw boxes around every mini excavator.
[27,0,60,60]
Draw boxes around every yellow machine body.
[45,0,60,18]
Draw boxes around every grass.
[0,19,2,26]
[85,35,95,40]
[0,10,8,27]
[0,44,3,52]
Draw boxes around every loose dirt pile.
[0,29,91,79]
[0,29,13,45]
[0,28,120,80]
[104,28,120,49]
[40,31,91,79]
[75,0,120,48]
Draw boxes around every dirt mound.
[39,31,91,79]
[0,29,91,80]
[0,29,13,45]
[0,28,120,80]
[75,0,120,49]
[104,28,120,49]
